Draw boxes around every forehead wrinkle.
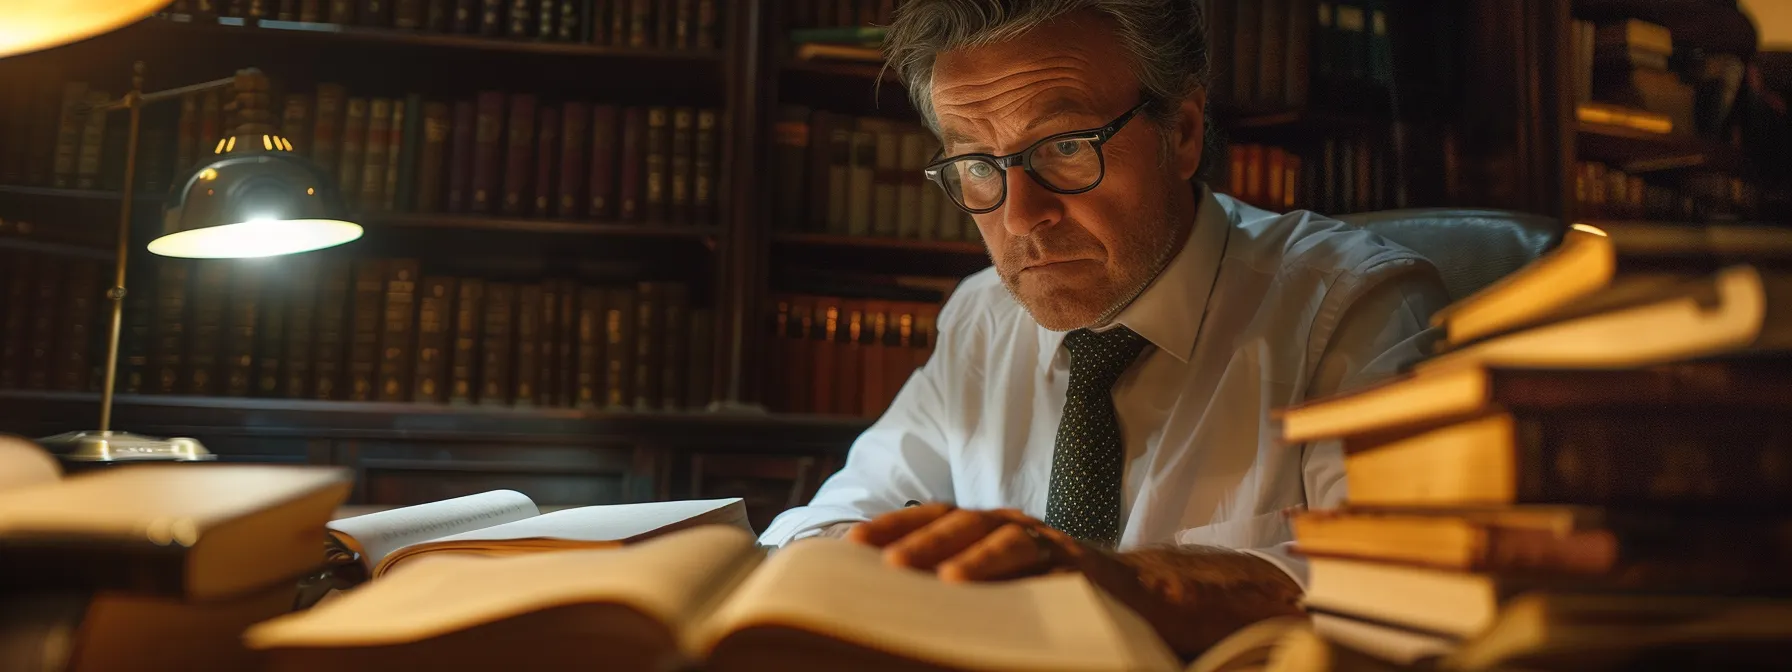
[935,78,1100,152]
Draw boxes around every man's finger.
[881,508,1008,570]
[846,502,956,547]
[937,523,1052,582]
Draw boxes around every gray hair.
[884,0,1210,133]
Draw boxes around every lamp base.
[36,430,215,462]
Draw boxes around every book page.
[372,498,750,576]
[326,490,538,570]
[244,526,762,650]
[693,538,1181,672]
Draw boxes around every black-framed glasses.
[923,101,1150,214]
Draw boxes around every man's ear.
[1171,90,1207,181]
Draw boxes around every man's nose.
[999,167,1062,238]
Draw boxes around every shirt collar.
[1039,185,1233,365]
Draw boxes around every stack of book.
[161,0,722,50]
[1278,221,1792,669]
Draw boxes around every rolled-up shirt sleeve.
[755,293,972,547]
[1239,265,1451,589]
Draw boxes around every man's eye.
[965,161,996,179]
[1052,140,1086,157]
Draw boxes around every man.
[758,0,1451,657]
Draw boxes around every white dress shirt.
[758,188,1452,587]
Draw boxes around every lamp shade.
[151,133,362,259]
[0,0,170,57]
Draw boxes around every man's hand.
[846,503,1097,581]
[844,503,1305,659]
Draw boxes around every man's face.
[931,13,1205,331]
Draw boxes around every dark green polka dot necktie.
[1045,326,1151,548]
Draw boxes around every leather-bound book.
[500,94,537,216]
[556,101,589,218]
[587,104,620,219]
[643,107,669,222]
[616,107,646,221]
[469,91,506,214]
[415,101,452,213]
[445,99,475,213]
[532,105,560,216]
[376,260,420,402]
[412,276,455,403]
[346,259,387,402]
[311,259,352,400]
[448,278,484,405]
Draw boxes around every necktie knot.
[1063,327,1150,388]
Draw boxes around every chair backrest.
[1334,208,1563,302]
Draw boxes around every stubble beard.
[995,195,1188,332]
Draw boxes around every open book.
[245,525,1182,672]
[325,490,749,578]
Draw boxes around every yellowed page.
[244,525,761,650]
[325,490,538,570]
[0,464,346,541]
[693,538,1180,672]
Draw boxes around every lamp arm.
[77,71,247,115]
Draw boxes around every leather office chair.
[1334,208,1563,302]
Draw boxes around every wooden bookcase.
[1,0,1783,526]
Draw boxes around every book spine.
[280,93,312,158]
[424,0,450,29]
[587,104,620,219]
[630,281,660,409]
[536,280,560,406]
[809,299,838,414]
[846,128,874,236]
[575,286,604,408]
[416,101,452,213]
[556,0,580,41]
[394,0,425,27]
[51,82,88,189]
[173,92,200,179]
[300,0,323,21]
[603,287,634,407]
[470,91,506,213]
[0,254,33,389]
[512,284,542,405]
[117,261,152,394]
[328,0,355,22]
[413,276,455,403]
[390,94,421,211]
[377,259,419,402]
[445,99,476,213]
[694,108,717,223]
[669,107,693,225]
[477,282,515,405]
[283,256,317,399]
[686,306,713,409]
[556,101,590,217]
[672,0,693,48]
[310,84,346,181]
[772,106,810,230]
[871,125,899,237]
[311,259,352,400]
[659,283,687,409]
[643,106,669,222]
[538,0,556,37]
[501,94,538,215]
[453,0,478,33]
[336,97,369,210]
[448,278,484,404]
[896,130,925,239]
[51,264,100,391]
[695,0,716,49]
[147,261,190,394]
[347,259,385,401]
[254,263,287,397]
[532,104,559,216]
[185,261,230,396]
[75,90,109,190]
[556,278,578,405]
[508,0,533,36]
[359,97,393,209]
[859,302,887,417]
[627,0,651,47]
[364,0,393,26]
[617,107,646,221]
[826,123,851,233]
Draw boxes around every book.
[1420,265,1791,373]
[0,460,351,600]
[1432,223,1792,346]
[1292,508,1792,578]
[1277,358,1792,443]
[322,490,747,578]
[244,526,1181,672]
[1336,408,1792,509]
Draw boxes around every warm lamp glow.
[1740,0,1792,50]
[0,0,170,58]
[148,218,363,258]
